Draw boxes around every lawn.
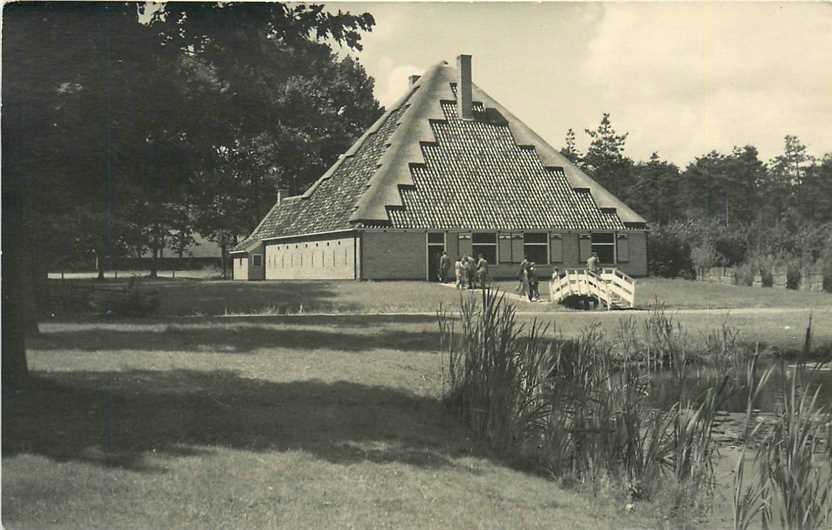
[494,277,832,310]
[5,315,659,530]
[48,275,832,319]
[8,277,832,528]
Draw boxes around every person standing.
[465,255,476,289]
[587,252,600,275]
[476,253,489,289]
[516,257,529,295]
[454,256,464,289]
[527,262,539,301]
[438,250,450,283]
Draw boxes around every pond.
[646,361,832,413]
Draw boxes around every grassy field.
[48,276,832,318]
[5,315,661,529]
[6,278,832,527]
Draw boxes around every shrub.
[734,263,754,286]
[784,257,802,289]
[91,277,160,317]
[648,225,694,278]
[691,240,720,271]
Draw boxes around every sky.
[329,2,832,167]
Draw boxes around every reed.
[758,358,832,529]
[731,319,832,529]
[440,288,728,511]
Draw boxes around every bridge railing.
[549,267,635,309]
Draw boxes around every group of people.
[516,258,542,301]
[436,249,605,303]
[437,251,489,289]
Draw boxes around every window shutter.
[617,234,630,263]
[549,234,563,263]
[579,234,592,261]
[498,234,513,263]
[458,233,472,257]
[510,233,524,263]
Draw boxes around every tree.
[679,146,762,227]
[631,153,681,225]
[560,128,581,165]
[151,4,383,270]
[1,1,379,386]
[582,113,635,199]
[798,154,832,223]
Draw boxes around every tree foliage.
[560,116,832,278]
[2,1,380,383]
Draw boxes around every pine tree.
[560,128,581,165]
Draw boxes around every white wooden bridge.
[549,268,636,309]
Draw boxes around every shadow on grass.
[30,322,445,353]
[3,370,485,474]
[48,279,361,317]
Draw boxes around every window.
[252,255,262,267]
[427,232,445,245]
[591,233,615,264]
[472,233,497,264]
[523,233,548,264]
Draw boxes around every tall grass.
[732,349,774,530]
[440,288,554,452]
[732,319,832,529]
[758,359,832,529]
[440,287,728,514]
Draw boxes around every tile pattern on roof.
[236,104,408,248]
[386,97,625,231]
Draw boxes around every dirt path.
[209,305,831,318]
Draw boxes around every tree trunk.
[149,240,159,278]
[97,250,105,280]
[221,242,228,280]
[2,247,30,392]
[2,174,29,391]
[26,248,50,334]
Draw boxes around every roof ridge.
[299,77,422,201]
[350,61,455,222]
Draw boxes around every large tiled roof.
[234,59,644,251]
[232,104,408,250]
[387,100,624,231]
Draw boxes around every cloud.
[375,59,423,108]
[579,3,832,163]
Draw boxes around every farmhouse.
[231,55,647,281]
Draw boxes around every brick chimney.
[276,187,289,205]
[456,54,472,120]
[408,74,421,88]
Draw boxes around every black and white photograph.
[2,1,832,528]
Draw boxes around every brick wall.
[617,231,648,277]
[264,233,357,280]
[361,231,426,280]
[238,228,648,281]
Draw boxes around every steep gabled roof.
[234,59,646,251]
